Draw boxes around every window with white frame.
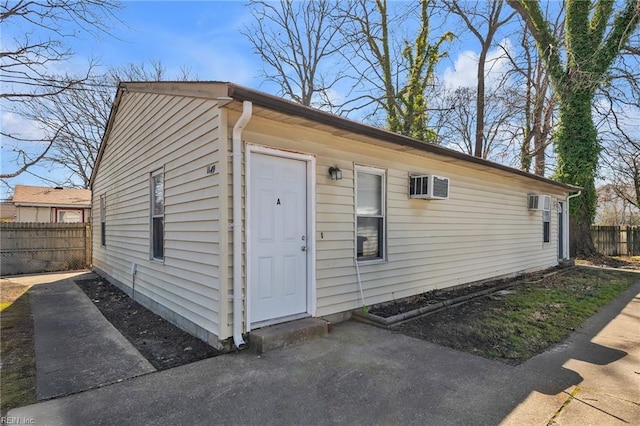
[151,170,164,260]
[100,194,106,247]
[356,166,385,261]
[57,209,83,223]
[543,210,551,243]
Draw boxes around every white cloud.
[443,50,478,89]
[0,112,46,142]
[442,38,515,90]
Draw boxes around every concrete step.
[249,317,329,354]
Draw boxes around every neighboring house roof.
[91,81,581,193]
[12,185,91,208]
[0,202,17,221]
[597,183,636,198]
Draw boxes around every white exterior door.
[249,153,308,325]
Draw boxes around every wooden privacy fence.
[0,223,91,276]
[592,226,640,256]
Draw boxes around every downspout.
[566,190,582,203]
[231,101,252,350]
[566,191,582,258]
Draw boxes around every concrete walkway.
[7,275,640,425]
[4,272,155,400]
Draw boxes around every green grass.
[475,268,637,362]
[0,283,37,415]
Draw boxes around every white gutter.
[566,191,582,259]
[231,101,252,350]
[567,190,582,203]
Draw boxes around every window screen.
[151,171,164,260]
[356,167,385,261]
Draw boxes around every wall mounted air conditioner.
[528,194,551,211]
[409,174,450,200]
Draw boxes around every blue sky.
[100,2,260,85]
[79,1,480,89]
[0,1,518,198]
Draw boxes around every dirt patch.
[395,295,508,359]
[75,277,221,371]
[391,267,638,365]
[369,268,562,318]
[577,254,640,270]
[368,282,496,318]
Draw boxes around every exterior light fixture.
[328,166,342,180]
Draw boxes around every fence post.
[85,224,92,268]
[628,226,638,256]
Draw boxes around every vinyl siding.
[236,113,567,319]
[94,89,570,346]
[92,91,225,342]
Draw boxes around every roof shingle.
[12,185,91,207]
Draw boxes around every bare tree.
[243,0,347,110]
[435,82,521,161]
[604,56,640,212]
[594,28,640,226]
[436,87,476,154]
[444,0,516,157]
[339,0,452,141]
[12,61,193,188]
[500,5,564,176]
[595,184,640,226]
[515,25,557,176]
[1,0,122,180]
[108,59,193,83]
[597,92,640,211]
[17,77,112,188]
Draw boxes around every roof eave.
[226,83,581,193]
[14,203,91,208]
[92,81,580,194]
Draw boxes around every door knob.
[301,246,307,252]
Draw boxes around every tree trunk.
[556,89,599,256]
[569,202,597,257]
[474,49,487,158]
[520,134,532,172]
[533,131,546,176]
